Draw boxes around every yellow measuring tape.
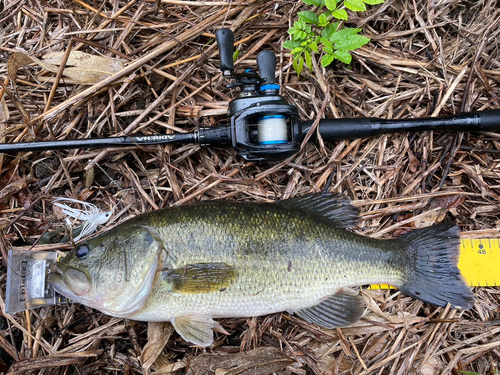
[369,238,500,289]
[458,238,500,287]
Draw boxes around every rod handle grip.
[216,28,234,74]
[478,109,500,131]
[257,51,276,85]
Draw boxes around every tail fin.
[397,223,474,310]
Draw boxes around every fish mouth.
[48,263,89,298]
[47,268,71,296]
[50,263,63,276]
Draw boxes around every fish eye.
[76,244,90,259]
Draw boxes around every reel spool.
[257,115,288,145]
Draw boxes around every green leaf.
[303,0,322,5]
[321,53,334,67]
[334,34,370,50]
[345,0,366,11]
[325,0,337,11]
[309,40,319,53]
[287,27,298,36]
[298,11,319,24]
[329,27,362,43]
[293,55,304,76]
[324,45,333,54]
[333,50,352,64]
[332,9,348,20]
[295,19,307,30]
[297,30,308,39]
[319,37,332,48]
[321,22,339,39]
[283,40,301,49]
[291,47,304,55]
[318,13,328,26]
[362,0,384,4]
[305,50,313,71]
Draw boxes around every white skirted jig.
[53,197,112,242]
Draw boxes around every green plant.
[284,0,384,75]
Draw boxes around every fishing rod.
[1,28,499,162]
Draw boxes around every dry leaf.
[429,195,466,210]
[85,166,94,189]
[52,204,67,221]
[141,322,174,372]
[43,51,122,71]
[0,218,10,230]
[413,209,446,228]
[407,148,420,173]
[152,358,186,374]
[7,52,35,82]
[42,51,124,83]
[8,51,124,85]
[78,188,97,202]
[0,95,9,122]
[419,356,445,375]
[0,176,37,203]
[0,95,7,174]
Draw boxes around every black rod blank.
[0,133,196,153]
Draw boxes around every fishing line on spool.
[257,115,288,145]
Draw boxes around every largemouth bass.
[48,193,474,346]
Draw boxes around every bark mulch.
[0,0,499,373]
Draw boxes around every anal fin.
[171,314,228,347]
[294,288,364,329]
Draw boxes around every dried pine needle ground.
[0,0,499,374]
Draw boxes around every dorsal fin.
[277,193,358,229]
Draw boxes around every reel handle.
[215,28,234,75]
[256,51,276,85]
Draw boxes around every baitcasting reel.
[213,28,302,162]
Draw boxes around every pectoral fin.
[294,288,364,328]
[162,263,236,294]
[171,314,229,347]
